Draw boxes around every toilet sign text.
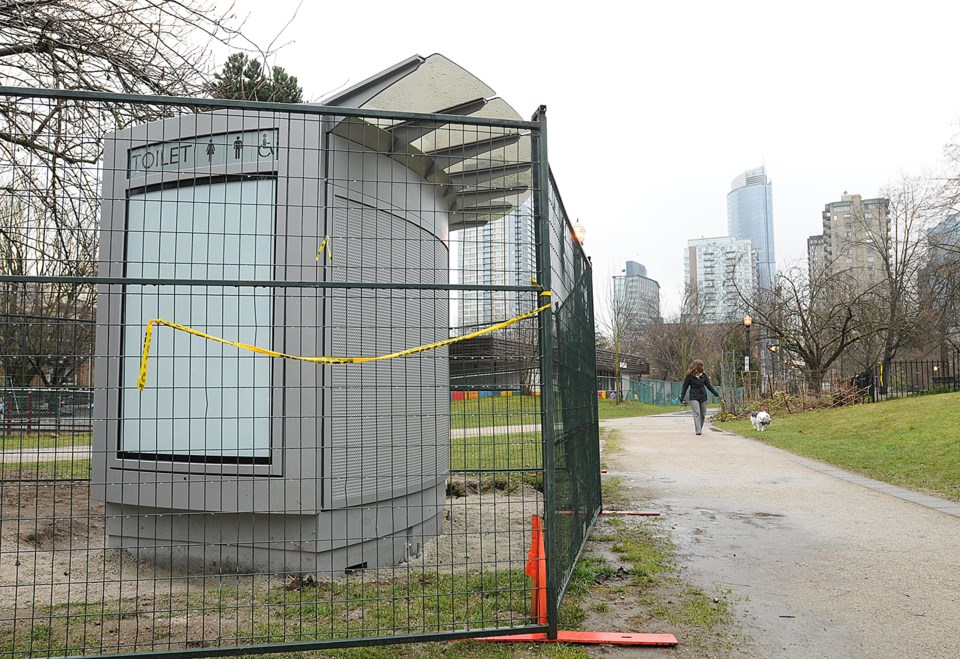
[127,129,278,177]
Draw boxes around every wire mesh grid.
[0,89,598,655]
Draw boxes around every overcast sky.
[225,0,960,317]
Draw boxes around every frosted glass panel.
[121,179,275,458]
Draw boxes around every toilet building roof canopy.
[323,54,533,230]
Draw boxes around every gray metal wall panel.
[328,195,449,509]
[95,111,449,568]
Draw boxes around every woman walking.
[679,359,720,436]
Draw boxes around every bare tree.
[745,264,866,391]
[919,209,960,360]
[0,196,94,386]
[925,131,960,356]
[853,177,942,378]
[944,129,960,219]
[639,287,726,382]
[599,276,643,403]
[0,1,259,95]
[1,0,262,235]
[0,1,266,387]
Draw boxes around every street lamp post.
[572,219,586,245]
[743,315,752,399]
[768,343,780,393]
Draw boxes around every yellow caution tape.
[315,236,332,263]
[137,295,553,391]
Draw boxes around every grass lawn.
[450,431,541,472]
[450,395,541,429]
[717,391,960,502]
[1,459,91,480]
[597,399,676,420]
[0,432,91,451]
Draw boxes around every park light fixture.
[742,315,752,373]
[572,220,586,245]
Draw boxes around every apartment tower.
[684,236,756,323]
[808,192,889,291]
[727,166,776,289]
[613,261,661,327]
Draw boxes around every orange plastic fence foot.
[474,631,678,646]
[524,515,547,623]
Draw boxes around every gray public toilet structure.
[92,54,532,573]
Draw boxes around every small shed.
[595,348,650,396]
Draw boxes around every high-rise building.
[613,261,661,327]
[456,202,535,332]
[807,234,826,282]
[684,236,756,323]
[923,213,960,347]
[808,192,889,290]
[927,213,960,265]
[727,166,776,289]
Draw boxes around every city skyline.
[225,1,960,319]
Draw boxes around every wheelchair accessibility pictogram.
[258,133,276,158]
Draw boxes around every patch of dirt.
[0,481,123,610]
[19,517,96,551]
[570,489,749,658]
[394,480,543,572]
[0,476,543,653]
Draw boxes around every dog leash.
[724,398,752,415]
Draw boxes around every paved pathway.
[0,447,92,463]
[602,411,960,658]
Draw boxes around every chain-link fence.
[0,86,599,655]
[622,379,683,405]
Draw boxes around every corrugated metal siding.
[328,198,450,508]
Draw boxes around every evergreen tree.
[211,53,304,103]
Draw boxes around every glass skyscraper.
[727,166,775,289]
[456,201,535,332]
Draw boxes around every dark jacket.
[680,373,719,402]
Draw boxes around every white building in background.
[728,166,776,289]
[456,202,535,332]
[613,260,661,327]
[684,236,756,323]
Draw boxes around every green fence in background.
[622,379,723,405]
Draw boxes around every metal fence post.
[531,105,558,639]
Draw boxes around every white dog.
[751,411,772,432]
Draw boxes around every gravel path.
[602,411,960,658]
